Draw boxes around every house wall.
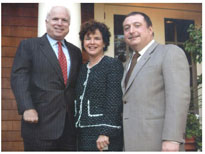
[94,3,202,57]
[1,3,38,151]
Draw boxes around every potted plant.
[185,113,202,151]
[184,24,202,151]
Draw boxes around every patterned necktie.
[124,52,140,88]
[58,41,67,85]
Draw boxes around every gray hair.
[46,6,71,22]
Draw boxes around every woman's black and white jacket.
[74,56,124,137]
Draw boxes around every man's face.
[46,7,70,41]
[123,14,153,51]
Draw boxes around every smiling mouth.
[128,36,139,40]
[88,46,97,51]
[55,28,64,32]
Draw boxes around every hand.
[23,109,39,123]
[162,141,180,151]
[96,135,109,151]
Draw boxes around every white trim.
[75,68,91,127]
[74,100,77,117]
[75,67,121,129]
[87,100,103,117]
[79,124,121,129]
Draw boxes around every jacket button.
[123,101,127,104]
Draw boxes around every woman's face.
[83,29,105,57]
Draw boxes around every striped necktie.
[58,41,67,85]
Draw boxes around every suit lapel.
[39,34,64,84]
[64,41,73,88]
[124,41,159,94]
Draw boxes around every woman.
[74,20,124,151]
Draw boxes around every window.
[114,15,131,63]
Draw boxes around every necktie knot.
[57,41,62,47]
[133,52,141,60]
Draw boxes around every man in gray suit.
[122,12,190,151]
[11,6,82,151]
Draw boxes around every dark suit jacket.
[11,34,82,140]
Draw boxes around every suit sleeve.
[10,40,35,115]
[99,59,124,137]
[162,45,190,143]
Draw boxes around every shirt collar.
[46,34,65,47]
[138,39,155,57]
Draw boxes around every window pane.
[114,15,127,62]
[176,20,194,42]
[165,19,175,42]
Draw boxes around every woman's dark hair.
[79,20,111,52]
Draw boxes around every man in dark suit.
[10,6,82,151]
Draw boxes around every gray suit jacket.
[122,41,190,151]
[11,34,82,140]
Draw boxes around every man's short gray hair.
[46,6,71,22]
